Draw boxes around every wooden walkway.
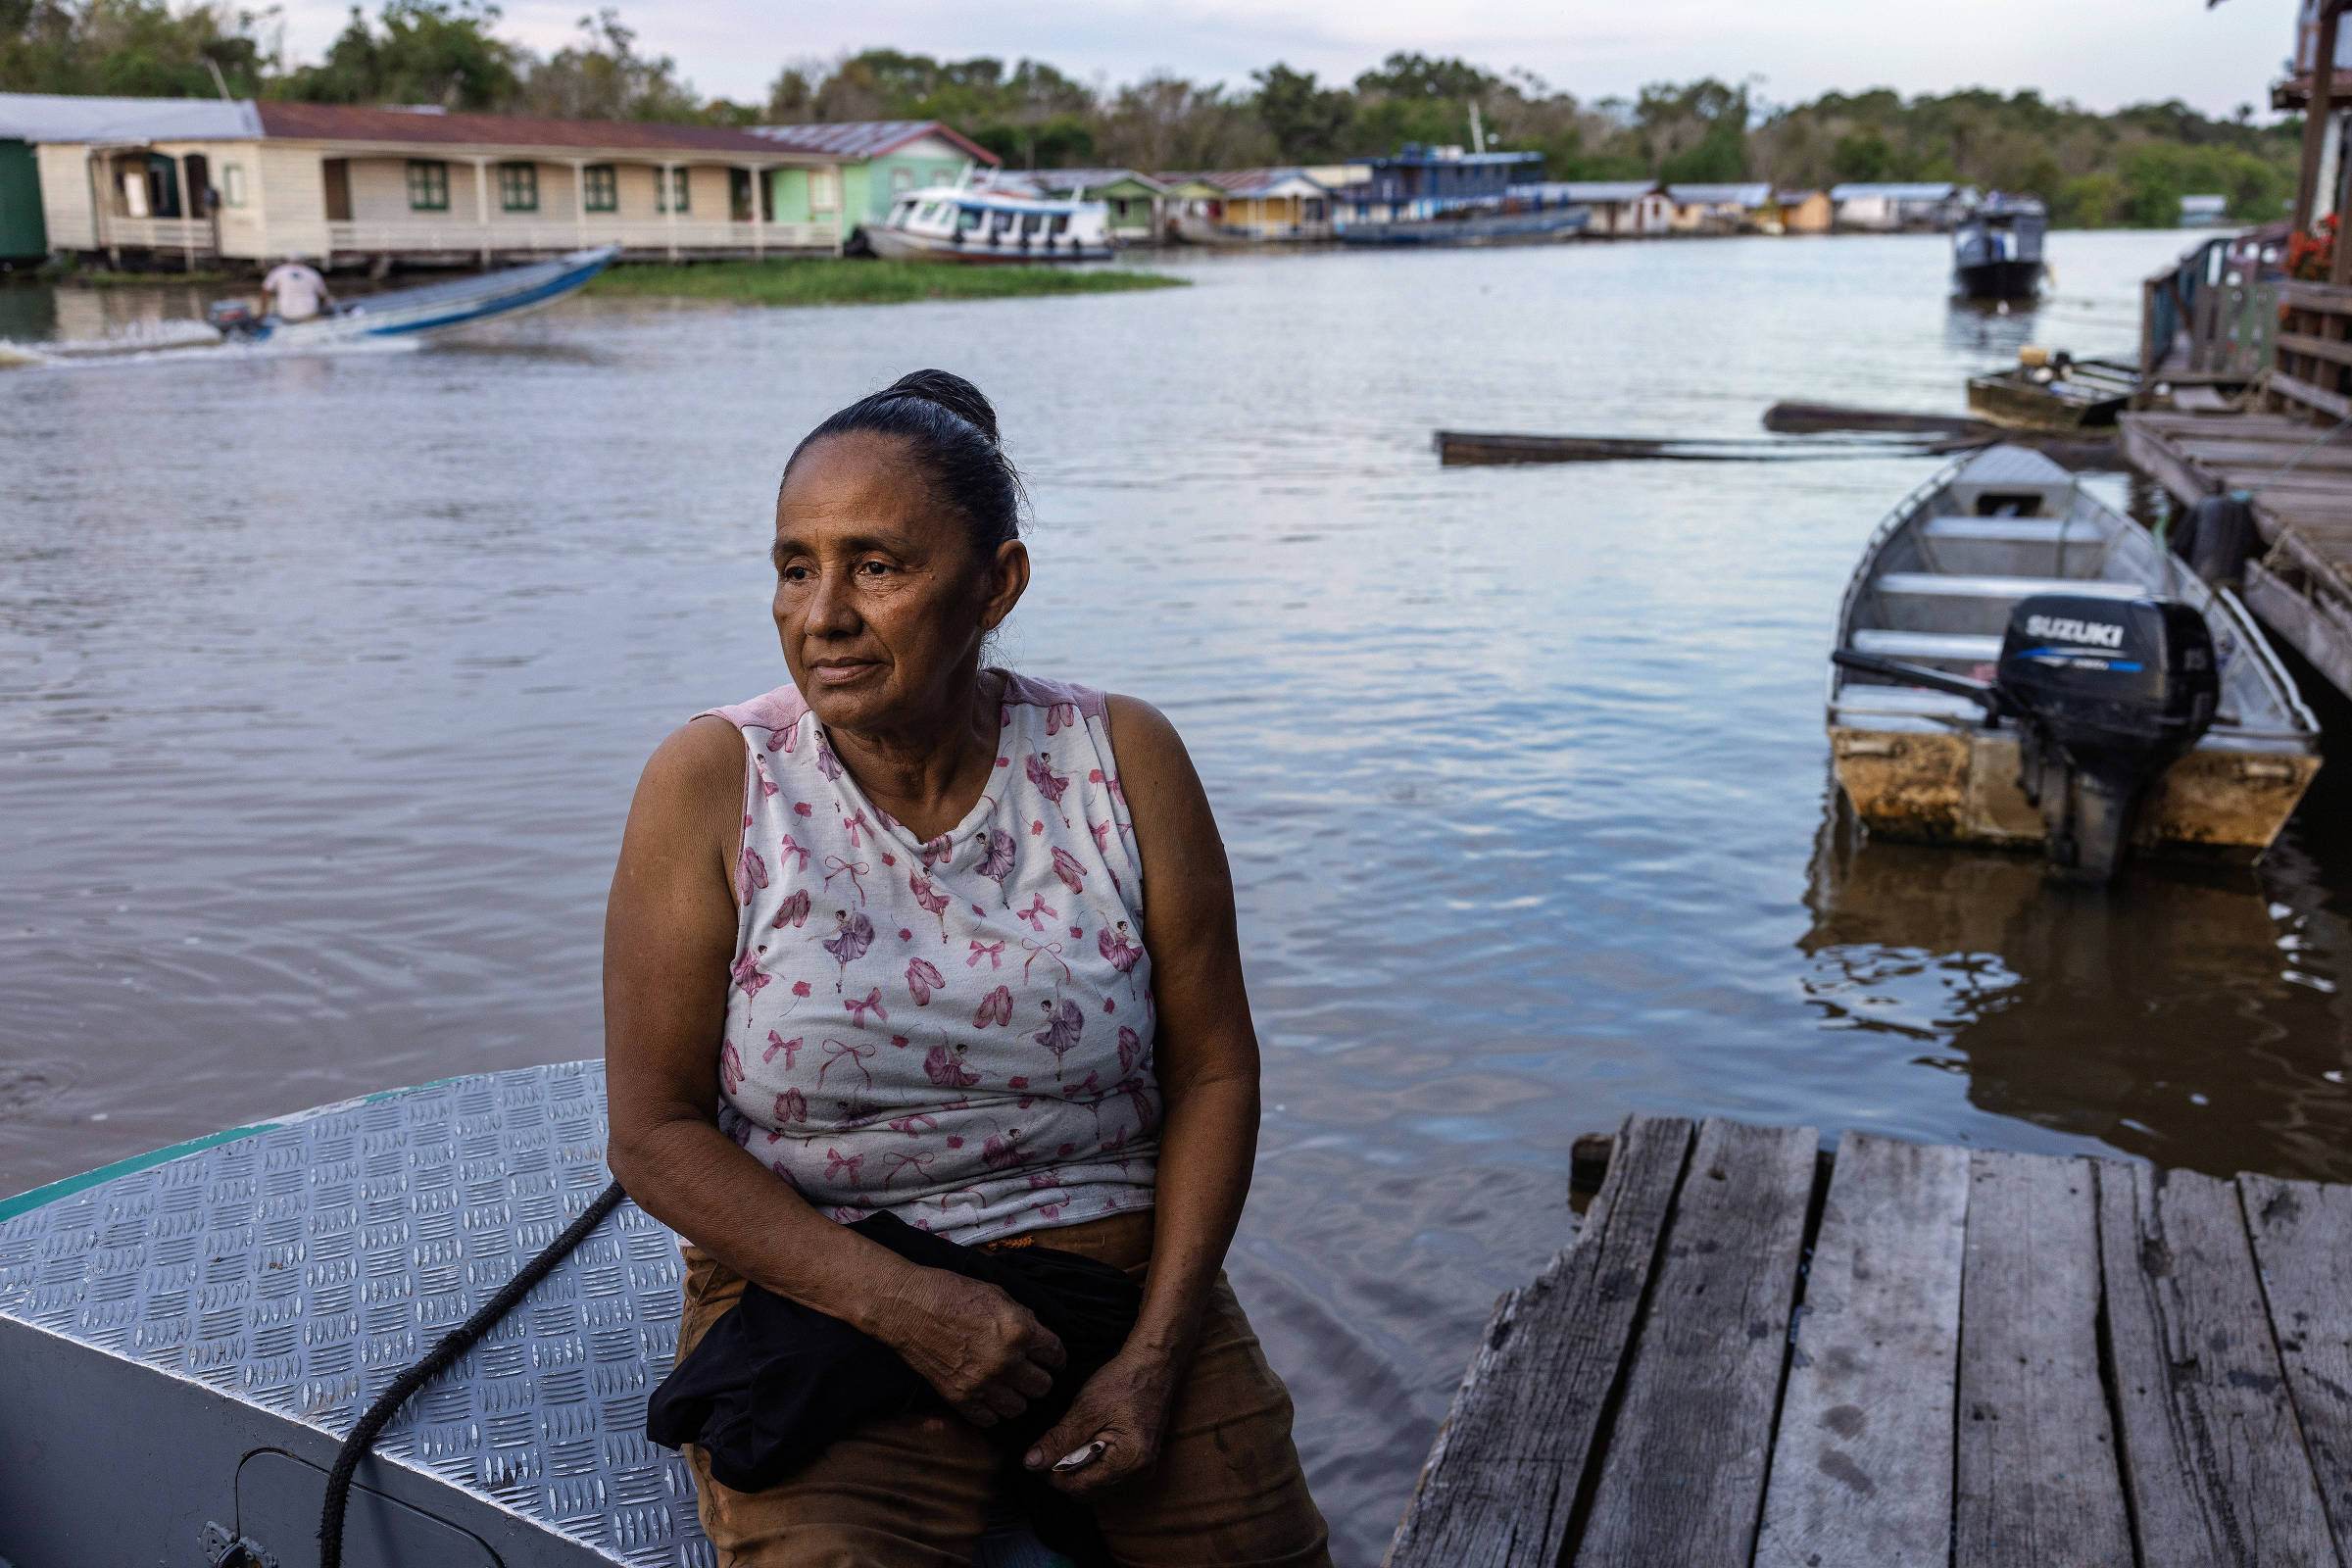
[2122,407,2352,706]
[1386,1117,2352,1567]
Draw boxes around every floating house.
[1556,180,1671,236]
[744,120,995,232]
[1157,169,1334,242]
[1,93,887,267]
[1666,182,1774,233]
[1773,188,1834,234]
[1009,169,1167,243]
[2179,192,2233,226]
[1829,181,1975,231]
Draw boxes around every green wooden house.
[746,121,998,232]
[1021,170,1167,242]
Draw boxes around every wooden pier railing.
[1386,1116,2352,1567]
[2270,279,2352,423]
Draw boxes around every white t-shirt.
[262,264,329,321]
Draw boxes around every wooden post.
[663,161,679,262]
[750,165,763,261]
[175,152,195,272]
[472,156,490,268]
[2296,1,2341,235]
[573,160,586,251]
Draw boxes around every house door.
[182,153,212,215]
[322,159,353,222]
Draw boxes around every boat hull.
[1953,258,2044,301]
[1966,360,2138,432]
[1338,208,1589,247]
[865,225,1114,265]
[1829,725,2320,858]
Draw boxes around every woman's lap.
[675,1212,1331,1568]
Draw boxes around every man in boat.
[260,254,334,323]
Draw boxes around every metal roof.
[1198,168,1329,197]
[1553,180,1662,202]
[1667,182,1773,205]
[1829,182,1960,200]
[0,92,262,142]
[1017,168,1166,195]
[256,101,798,157]
[746,120,998,166]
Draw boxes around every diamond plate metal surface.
[0,1059,714,1568]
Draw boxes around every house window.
[221,162,246,207]
[498,163,539,212]
[655,168,690,213]
[406,160,449,211]
[808,168,840,214]
[582,165,616,213]
[891,166,913,194]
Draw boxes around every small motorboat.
[0,1060,1061,1568]
[1336,203,1589,247]
[24,246,618,363]
[865,185,1114,264]
[1826,445,2320,877]
[1966,347,2138,432]
[1952,195,2047,301]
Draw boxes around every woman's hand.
[1021,1345,1183,1496]
[874,1264,1068,1428]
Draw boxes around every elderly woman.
[604,370,1331,1567]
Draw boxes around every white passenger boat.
[865,185,1115,264]
[1827,445,2321,869]
[0,1060,1062,1568]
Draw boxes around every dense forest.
[1,0,2306,227]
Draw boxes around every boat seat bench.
[1919,516,2110,545]
[1849,629,2003,662]
[1874,572,2149,601]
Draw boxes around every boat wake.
[0,330,424,369]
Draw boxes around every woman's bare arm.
[603,716,1065,1424]
[1025,693,1261,1493]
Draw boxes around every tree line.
[2,0,2305,227]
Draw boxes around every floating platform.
[1387,1114,2352,1567]
[1967,357,2139,432]
[2124,406,2352,706]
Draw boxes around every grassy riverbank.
[586,258,1186,308]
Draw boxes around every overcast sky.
[271,0,2303,120]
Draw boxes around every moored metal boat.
[1966,350,2138,432]
[0,1061,1061,1568]
[1336,204,1588,247]
[1951,195,2046,301]
[865,185,1114,264]
[1827,446,2320,865]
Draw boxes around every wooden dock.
[1386,1116,2352,1567]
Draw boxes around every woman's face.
[771,431,1027,735]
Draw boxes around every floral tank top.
[704,671,1159,1243]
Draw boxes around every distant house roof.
[1553,180,1661,202]
[1776,189,1826,203]
[1668,182,1772,206]
[256,101,797,157]
[0,91,262,142]
[1198,168,1328,198]
[1829,182,1959,201]
[747,120,998,166]
[1021,168,1165,196]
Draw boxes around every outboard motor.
[1996,594,2218,881]
[206,298,262,339]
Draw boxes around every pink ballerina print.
[822,1147,863,1183]
[844,987,888,1026]
[1034,999,1085,1076]
[1090,818,1113,856]
[1050,847,1087,895]
[919,834,954,871]
[972,985,1013,1028]
[737,846,769,902]
[844,808,873,849]
[977,828,1017,902]
[817,1035,875,1090]
[1026,753,1073,825]
[771,888,811,930]
[1100,922,1144,996]
[822,855,870,906]
[719,1039,745,1096]
[1117,1025,1149,1076]
[773,1088,807,1123]
[729,952,771,999]
[762,1031,802,1069]
[908,869,950,940]
[923,1043,981,1088]
[981,1127,1028,1170]
[821,909,874,988]
[1045,701,1079,736]
[778,832,812,873]
[881,1150,936,1187]
[813,734,844,779]
[905,957,945,1005]
[754,760,780,800]
[1016,894,1057,932]
[887,1111,939,1136]
[967,939,1004,969]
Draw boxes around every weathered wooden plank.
[1753,1132,1970,1568]
[2098,1162,2341,1567]
[2240,1173,2352,1551]
[1572,1119,1818,1568]
[2122,415,2225,504]
[1955,1152,2132,1568]
[1385,1115,1693,1568]
[2245,561,2352,704]
[2271,368,2352,422]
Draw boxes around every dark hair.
[781,369,1024,558]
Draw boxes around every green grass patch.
[586,258,1186,308]
[58,270,238,286]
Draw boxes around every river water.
[5,231,2349,1562]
